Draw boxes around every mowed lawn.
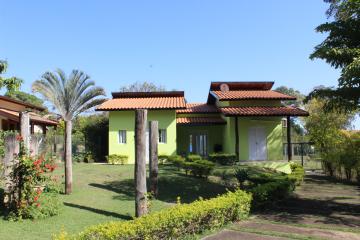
[0,163,227,240]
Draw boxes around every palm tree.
[32,69,106,194]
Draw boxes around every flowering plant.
[7,135,62,220]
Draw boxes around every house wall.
[109,110,177,163]
[177,124,225,156]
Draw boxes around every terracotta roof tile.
[0,108,58,125]
[176,103,220,114]
[176,117,226,125]
[97,97,186,110]
[212,90,296,101]
[220,106,309,117]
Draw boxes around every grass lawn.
[0,163,227,240]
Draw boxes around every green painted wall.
[109,110,177,163]
[238,118,283,161]
[177,124,225,155]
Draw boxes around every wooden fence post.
[135,109,148,217]
[149,121,159,197]
[20,112,30,151]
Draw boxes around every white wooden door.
[249,127,267,160]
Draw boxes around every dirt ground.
[204,172,360,240]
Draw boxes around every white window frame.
[118,130,127,144]
[159,129,167,144]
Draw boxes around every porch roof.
[211,90,296,101]
[0,108,58,126]
[176,117,226,125]
[97,91,186,110]
[176,103,220,114]
[220,106,309,117]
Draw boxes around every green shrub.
[209,153,237,165]
[235,168,249,188]
[250,179,294,208]
[158,154,169,164]
[107,154,129,165]
[183,160,215,178]
[55,190,252,240]
[289,162,305,185]
[186,154,202,162]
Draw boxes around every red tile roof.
[220,106,309,117]
[210,82,274,91]
[211,90,296,101]
[97,97,186,110]
[176,103,220,114]
[0,108,58,125]
[176,117,226,125]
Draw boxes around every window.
[159,129,167,143]
[118,130,127,144]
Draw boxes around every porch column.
[20,112,30,150]
[286,115,292,161]
[235,116,239,161]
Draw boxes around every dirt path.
[204,173,360,240]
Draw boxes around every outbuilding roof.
[0,108,58,126]
[220,106,309,117]
[97,91,186,110]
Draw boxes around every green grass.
[0,163,227,240]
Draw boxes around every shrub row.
[168,155,215,178]
[208,153,237,165]
[107,154,129,165]
[56,190,252,240]
[234,163,305,208]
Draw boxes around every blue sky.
[1,1,359,128]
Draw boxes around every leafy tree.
[5,90,45,109]
[274,86,305,107]
[308,0,360,111]
[304,98,354,176]
[32,69,106,194]
[120,81,165,92]
[275,86,306,136]
[0,60,22,93]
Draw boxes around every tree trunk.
[135,109,148,217]
[65,120,73,194]
[149,121,159,197]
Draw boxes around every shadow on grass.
[63,202,132,220]
[89,165,228,203]
[256,174,360,228]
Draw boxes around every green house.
[97,82,308,163]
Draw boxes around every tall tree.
[32,69,106,194]
[308,0,360,111]
[304,98,354,175]
[120,81,165,92]
[5,90,45,109]
[0,60,22,93]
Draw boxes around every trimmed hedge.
[107,154,129,165]
[55,190,252,240]
[209,153,237,165]
[168,155,215,178]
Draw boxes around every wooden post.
[235,117,239,161]
[149,121,159,197]
[135,109,148,217]
[20,112,30,151]
[287,116,292,161]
